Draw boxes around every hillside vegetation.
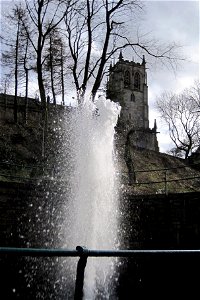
[123,147,200,195]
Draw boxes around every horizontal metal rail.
[133,175,200,185]
[1,246,200,257]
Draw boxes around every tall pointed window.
[124,70,130,87]
[134,72,140,90]
[131,93,135,102]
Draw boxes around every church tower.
[106,52,159,152]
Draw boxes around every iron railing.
[1,246,200,299]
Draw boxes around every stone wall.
[0,93,70,126]
[118,191,200,299]
[2,180,199,249]
[120,192,200,250]
[0,93,42,125]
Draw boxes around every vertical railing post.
[74,246,88,300]
[164,170,168,195]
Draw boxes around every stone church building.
[106,51,159,152]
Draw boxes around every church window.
[131,93,135,102]
[134,72,140,90]
[124,70,130,87]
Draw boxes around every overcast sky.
[142,0,199,152]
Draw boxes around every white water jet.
[62,95,121,298]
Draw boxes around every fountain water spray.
[61,95,121,298]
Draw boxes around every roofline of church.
[110,51,146,69]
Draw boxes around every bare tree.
[156,85,200,159]
[64,0,182,103]
[0,74,12,94]
[43,27,67,105]
[22,0,72,107]
[167,147,184,158]
[60,40,67,105]
[185,81,200,112]
[1,4,28,122]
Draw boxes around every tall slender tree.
[43,27,67,105]
[22,36,36,123]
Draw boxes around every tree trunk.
[61,47,65,105]
[14,20,20,123]
[91,11,111,100]
[37,53,46,108]
[24,68,29,124]
[49,36,56,105]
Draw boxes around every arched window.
[131,93,135,102]
[124,70,130,87]
[134,72,140,90]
